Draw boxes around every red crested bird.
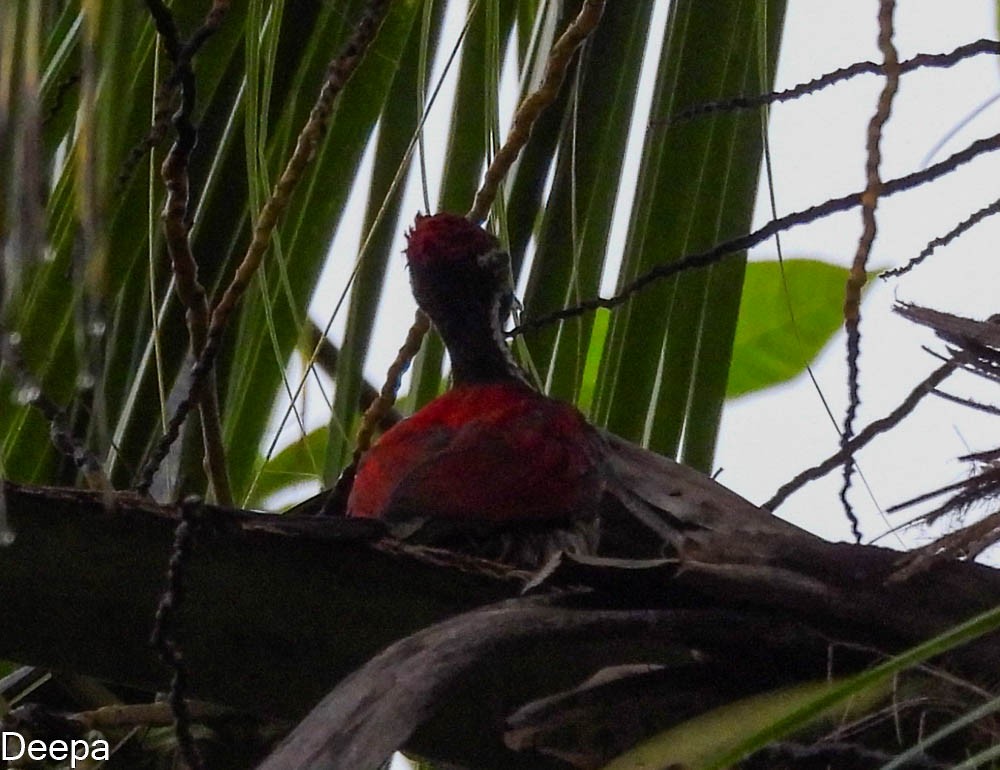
[341,212,803,566]
[346,213,604,564]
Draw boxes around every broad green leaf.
[727,258,851,398]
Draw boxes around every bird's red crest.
[405,212,499,268]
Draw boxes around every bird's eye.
[477,248,510,273]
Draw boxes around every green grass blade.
[322,0,447,483]
[222,1,421,502]
[595,0,786,474]
[519,1,655,407]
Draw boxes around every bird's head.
[405,213,515,329]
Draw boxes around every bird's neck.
[431,300,529,387]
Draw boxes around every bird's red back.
[348,381,603,524]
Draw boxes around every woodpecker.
[346,213,605,565]
[341,212,803,567]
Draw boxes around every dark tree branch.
[2,480,1000,769]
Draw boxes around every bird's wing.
[381,407,603,524]
[346,422,453,520]
[596,429,809,554]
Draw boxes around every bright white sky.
[720,1,1000,550]
[298,2,1000,556]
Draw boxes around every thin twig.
[152,0,232,504]
[839,0,901,543]
[513,131,1000,334]
[114,81,179,196]
[766,360,957,511]
[205,0,388,352]
[466,0,604,222]
[117,1,229,194]
[894,303,1000,348]
[0,330,110,491]
[881,196,1000,278]
[889,494,1000,582]
[886,312,1000,577]
[150,496,204,770]
[356,310,431,456]
[77,0,112,481]
[134,0,391,495]
[305,320,403,430]
[41,72,82,127]
[161,143,232,504]
[138,0,233,501]
[666,38,1000,125]
[143,0,184,59]
[318,311,431,517]
[931,389,1000,417]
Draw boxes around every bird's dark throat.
[430,299,526,385]
[411,262,527,385]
